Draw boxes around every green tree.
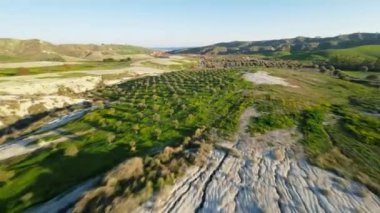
[153,113,161,122]
[360,66,369,72]
[169,109,175,117]
[173,120,180,129]
[132,124,140,134]
[319,66,327,73]
[153,104,160,112]
[154,128,162,139]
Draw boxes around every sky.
[0,0,379,47]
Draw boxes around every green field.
[282,45,380,60]
[0,69,253,212]
[0,55,27,63]
[281,45,380,70]
[343,71,380,79]
[325,45,380,58]
[0,61,131,77]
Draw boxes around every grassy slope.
[0,39,152,63]
[281,45,380,62]
[0,69,253,212]
[110,45,152,55]
[343,71,380,79]
[325,45,380,58]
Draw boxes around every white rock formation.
[0,108,92,161]
[137,109,380,213]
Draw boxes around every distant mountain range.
[0,39,152,62]
[170,33,380,56]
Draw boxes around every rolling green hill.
[283,45,380,61]
[172,33,380,71]
[0,39,152,62]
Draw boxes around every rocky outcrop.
[137,109,380,213]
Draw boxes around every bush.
[328,65,335,72]
[319,66,328,73]
[360,66,369,72]
[248,113,295,134]
[299,108,332,157]
[64,144,79,157]
[333,69,341,76]
[103,58,116,62]
[120,57,131,62]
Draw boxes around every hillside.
[0,39,152,62]
[172,33,380,71]
[171,33,380,55]
[282,45,380,60]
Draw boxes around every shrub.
[153,128,162,139]
[328,65,335,72]
[107,133,116,143]
[248,113,295,134]
[299,108,332,157]
[64,144,79,157]
[132,124,140,134]
[0,169,15,182]
[27,103,47,114]
[120,57,131,62]
[332,69,341,76]
[319,66,328,73]
[103,58,116,62]
[105,157,144,181]
[360,66,369,72]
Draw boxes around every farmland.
[0,69,254,212]
[0,61,132,77]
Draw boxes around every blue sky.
[0,0,379,47]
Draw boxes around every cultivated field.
[1,65,379,212]
[0,69,253,212]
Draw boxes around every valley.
[0,34,379,213]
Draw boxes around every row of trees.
[102,57,131,62]
[199,56,303,70]
[317,64,379,82]
[324,55,380,72]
